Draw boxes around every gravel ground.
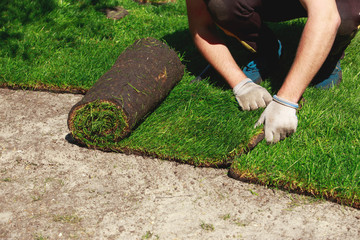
[1,88,359,240]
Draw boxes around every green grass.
[69,71,263,166]
[0,0,192,90]
[1,0,359,207]
[115,72,263,166]
[70,100,129,147]
[231,34,360,208]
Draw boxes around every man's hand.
[255,95,298,143]
[233,78,272,111]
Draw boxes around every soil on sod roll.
[68,37,184,150]
[102,6,129,20]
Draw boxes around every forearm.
[192,29,247,88]
[277,3,341,102]
[186,0,247,88]
[190,22,272,111]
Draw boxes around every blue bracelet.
[273,95,299,109]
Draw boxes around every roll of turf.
[68,38,185,149]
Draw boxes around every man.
[186,0,360,143]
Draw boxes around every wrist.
[223,67,248,88]
[233,78,253,93]
[273,95,299,109]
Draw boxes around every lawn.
[231,34,360,208]
[1,0,359,208]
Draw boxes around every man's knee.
[206,0,231,22]
[337,0,360,35]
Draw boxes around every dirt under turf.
[1,88,360,240]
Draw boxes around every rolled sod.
[68,38,184,149]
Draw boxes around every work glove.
[233,78,272,111]
[255,95,299,143]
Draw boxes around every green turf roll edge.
[68,38,185,149]
[69,100,129,148]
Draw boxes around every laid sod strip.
[68,37,184,147]
[69,62,265,166]
[230,35,360,209]
[73,72,264,167]
[115,74,264,167]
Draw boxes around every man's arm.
[277,0,341,102]
[186,0,247,88]
[186,0,272,110]
[256,0,341,143]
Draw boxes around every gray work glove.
[233,78,272,111]
[255,95,299,143]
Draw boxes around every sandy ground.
[0,88,359,240]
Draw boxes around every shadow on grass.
[0,0,116,52]
[0,0,57,58]
[0,0,56,25]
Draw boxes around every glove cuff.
[233,78,253,94]
[273,95,299,109]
